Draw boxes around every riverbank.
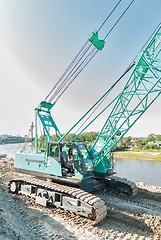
[113,151,161,161]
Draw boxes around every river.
[0,143,34,159]
[115,158,161,187]
[0,143,161,187]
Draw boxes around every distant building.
[131,142,138,147]
[148,141,161,147]
[154,141,161,147]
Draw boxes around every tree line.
[2,132,161,150]
[0,135,26,145]
[34,132,161,151]
[131,133,161,151]
[38,132,99,150]
[114,133,161,151]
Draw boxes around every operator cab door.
[47,142,74,177]
[47,142,60,163]
[47,142,92,179]
[60,143,74,176]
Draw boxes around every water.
[0,143,33,159]
[0,143,161,187]
[115,158,161,187]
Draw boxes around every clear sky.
[0,0,161,137]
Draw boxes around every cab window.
[48,144,59,157]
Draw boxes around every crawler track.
[8,175,137,225]
[105,175,138,196]
[8,177,107,224]
[1,158,161,239]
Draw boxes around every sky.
[0,0,161,138]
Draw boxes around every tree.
[64,133,76,142]
[145,133,155,143]
[155,134,161,141]
[51,134,58,141]
[85,132,99,145]
[38,135,46,150]
[123,136,132,146]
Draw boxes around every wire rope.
[59,60,135,143]
[75,63,135,134]
[73,61,135,135]
[47,1,122,103]
[44,0,135,105]
[44,40,90,102]
[104,0,134,40]
[54,48,99,103]
[48,42,93,102]
[140,22,161,53]
[98,0,122,32]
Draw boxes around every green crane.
[9,2,161,224]
[61,23,161,177]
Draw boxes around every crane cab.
[14,141,95,186]
[48,141,94,179]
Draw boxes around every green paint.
[89,31,105,50]
[40,101,54,110]
[36,108,63,143]
[92,25,161,171]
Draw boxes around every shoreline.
[113,151,161,161]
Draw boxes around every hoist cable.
[70,95,120,142]
[54,0,134,102]
[44,0,134,104]
[98,0,122,32]
[48,42,93,102]
[104,0,134,40]
[60,61,135,142]
[139,22,161,53]
[54,48,99,103]
[108,23,161,127]
[49,42,92,102]
[74,94,108,135]
[121,24,161,94]
[44,40,90,102]
[50,46,95,103]
[73,61,135,135]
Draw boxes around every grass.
[113,151,161,161]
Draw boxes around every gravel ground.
[0,157,161,240]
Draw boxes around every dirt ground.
[0,157,161,240]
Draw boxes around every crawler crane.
[9,3,161,224]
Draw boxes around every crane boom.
[11,4,144,225]
[91,24,161,173]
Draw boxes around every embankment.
[113,151,161,161]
